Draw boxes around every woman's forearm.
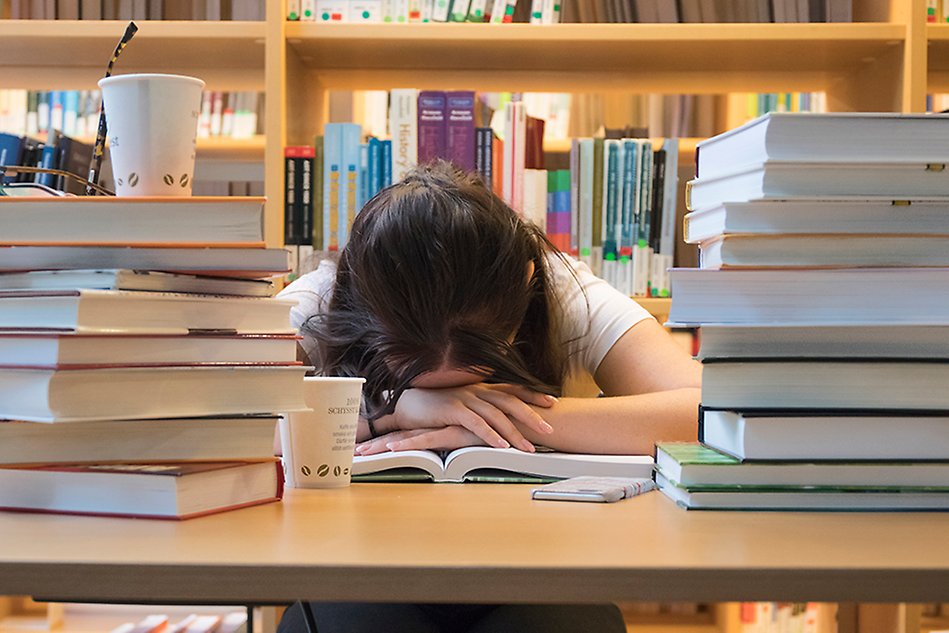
[515,387,702,455]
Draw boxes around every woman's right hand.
[356,383,556,455]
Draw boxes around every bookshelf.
[0,3,941,631]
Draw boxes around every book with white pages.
[682,199,949,244]
[699,234,949,269]
[0,364,308,423]
[352,446,655,483]
[0,270,274,297]
[0,245,290,278]
[694,112,949,180]
[655,471,949,512]
[697,409,949,461]
[0,196,265,245]
[0,332,300,366]
[0,416,280,465]
[685,162,949,212]
[696,325,949,360]
[0,289,296,334]
[656,442,949,489]
[667,268,949,325]
[701,360,949,411]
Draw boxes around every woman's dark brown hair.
[303,160,571,421]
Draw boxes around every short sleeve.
[276,259,338,361]
[549,255,654,394]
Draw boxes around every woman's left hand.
[354,426,487,455]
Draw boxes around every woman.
[277,160,701,633]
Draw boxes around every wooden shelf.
[70,135,266,161]
[927,24,949,92]
[0,20,266,90]
[285,22,904,93]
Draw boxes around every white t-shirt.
[277,254,653,397]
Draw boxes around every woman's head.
[306,160,564,419]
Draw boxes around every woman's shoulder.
[276,258,338,329]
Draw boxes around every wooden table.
[0,484,947,605]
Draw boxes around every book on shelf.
[0,289,296,334]
[656,442,949,489]
[698,234,949,269]
[698,408,949,461]
[667,268,949,325]
[0,245,290,278]
[655,471,949,512]
[0,461,284,520]
[685,162,949,211]
[681,198,949,244]
[700,360,949,411]
[694,112,949,180]
[0,332,299,366]
[0,197,266,246]
[0,269,275,297]
[696,325,949,360]
[0,364,307,423]
[352,446,655,483]
[0,415,280,466]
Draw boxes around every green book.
[656,442,949,491]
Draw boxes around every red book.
[0,461,284,520]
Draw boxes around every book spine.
[467,0,488,20]
[431,0,452,20]
[340,123,363,248]
[315,0,347,20]
[367,137,381,199]
[620,139,637,296]
[529,0,543,22]
[578,138,594,269]
[602,140,620,288]
[511,101,526,214]
[287,0,300,18]
[358,142,369,210]
[351,0,384,21]
[590,137,604,276]
[445,91,476,172]
[450,0,471,20]
[323,124,343,251]
[380,139,393,187]
[284,147,298,245]
[389,89,418,182]
[417,90,447,165]
[568,138,580,256]
[634,140,653,296]
[313,135,324,248]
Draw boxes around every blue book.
[380,139,393,187]
[367,137,382,198]
[322,124,344,251]
[339,123,363,249]
[0,133,24,171]
[358,142,369,211]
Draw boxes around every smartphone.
[531,476,655,503]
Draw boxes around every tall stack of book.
[659,112,949,511]
[0,196,307,520]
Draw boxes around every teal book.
[352,446,654,483]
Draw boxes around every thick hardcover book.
[445,91,476,171]
[389,89,418,182]
[656,442,949,489]
[701,360,949,411]
[699,234,949,269]
[0,269,274,297]
[0,461,284,520]
[667,268,949,325]
[417,91,447,164]
[686,161,949,212]
[0,197,266,246]
[0,364,307,423]
[0,288,296,334]
[352,446,654,483]
[656,471,949,512]
[697,324,949,360]
[0,416,280,466]
[682,198,949,244]
[698,408,949,461]
[0,245,290,278]
[0,332,299,366]
[695,112,949,180]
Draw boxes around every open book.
[351,446,655,483]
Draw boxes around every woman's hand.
[355,383,555,455]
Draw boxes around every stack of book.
[659,112,949,511]
[0,196,307,520]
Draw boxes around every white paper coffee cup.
[280,376,365,489]
[98,73,204,197]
